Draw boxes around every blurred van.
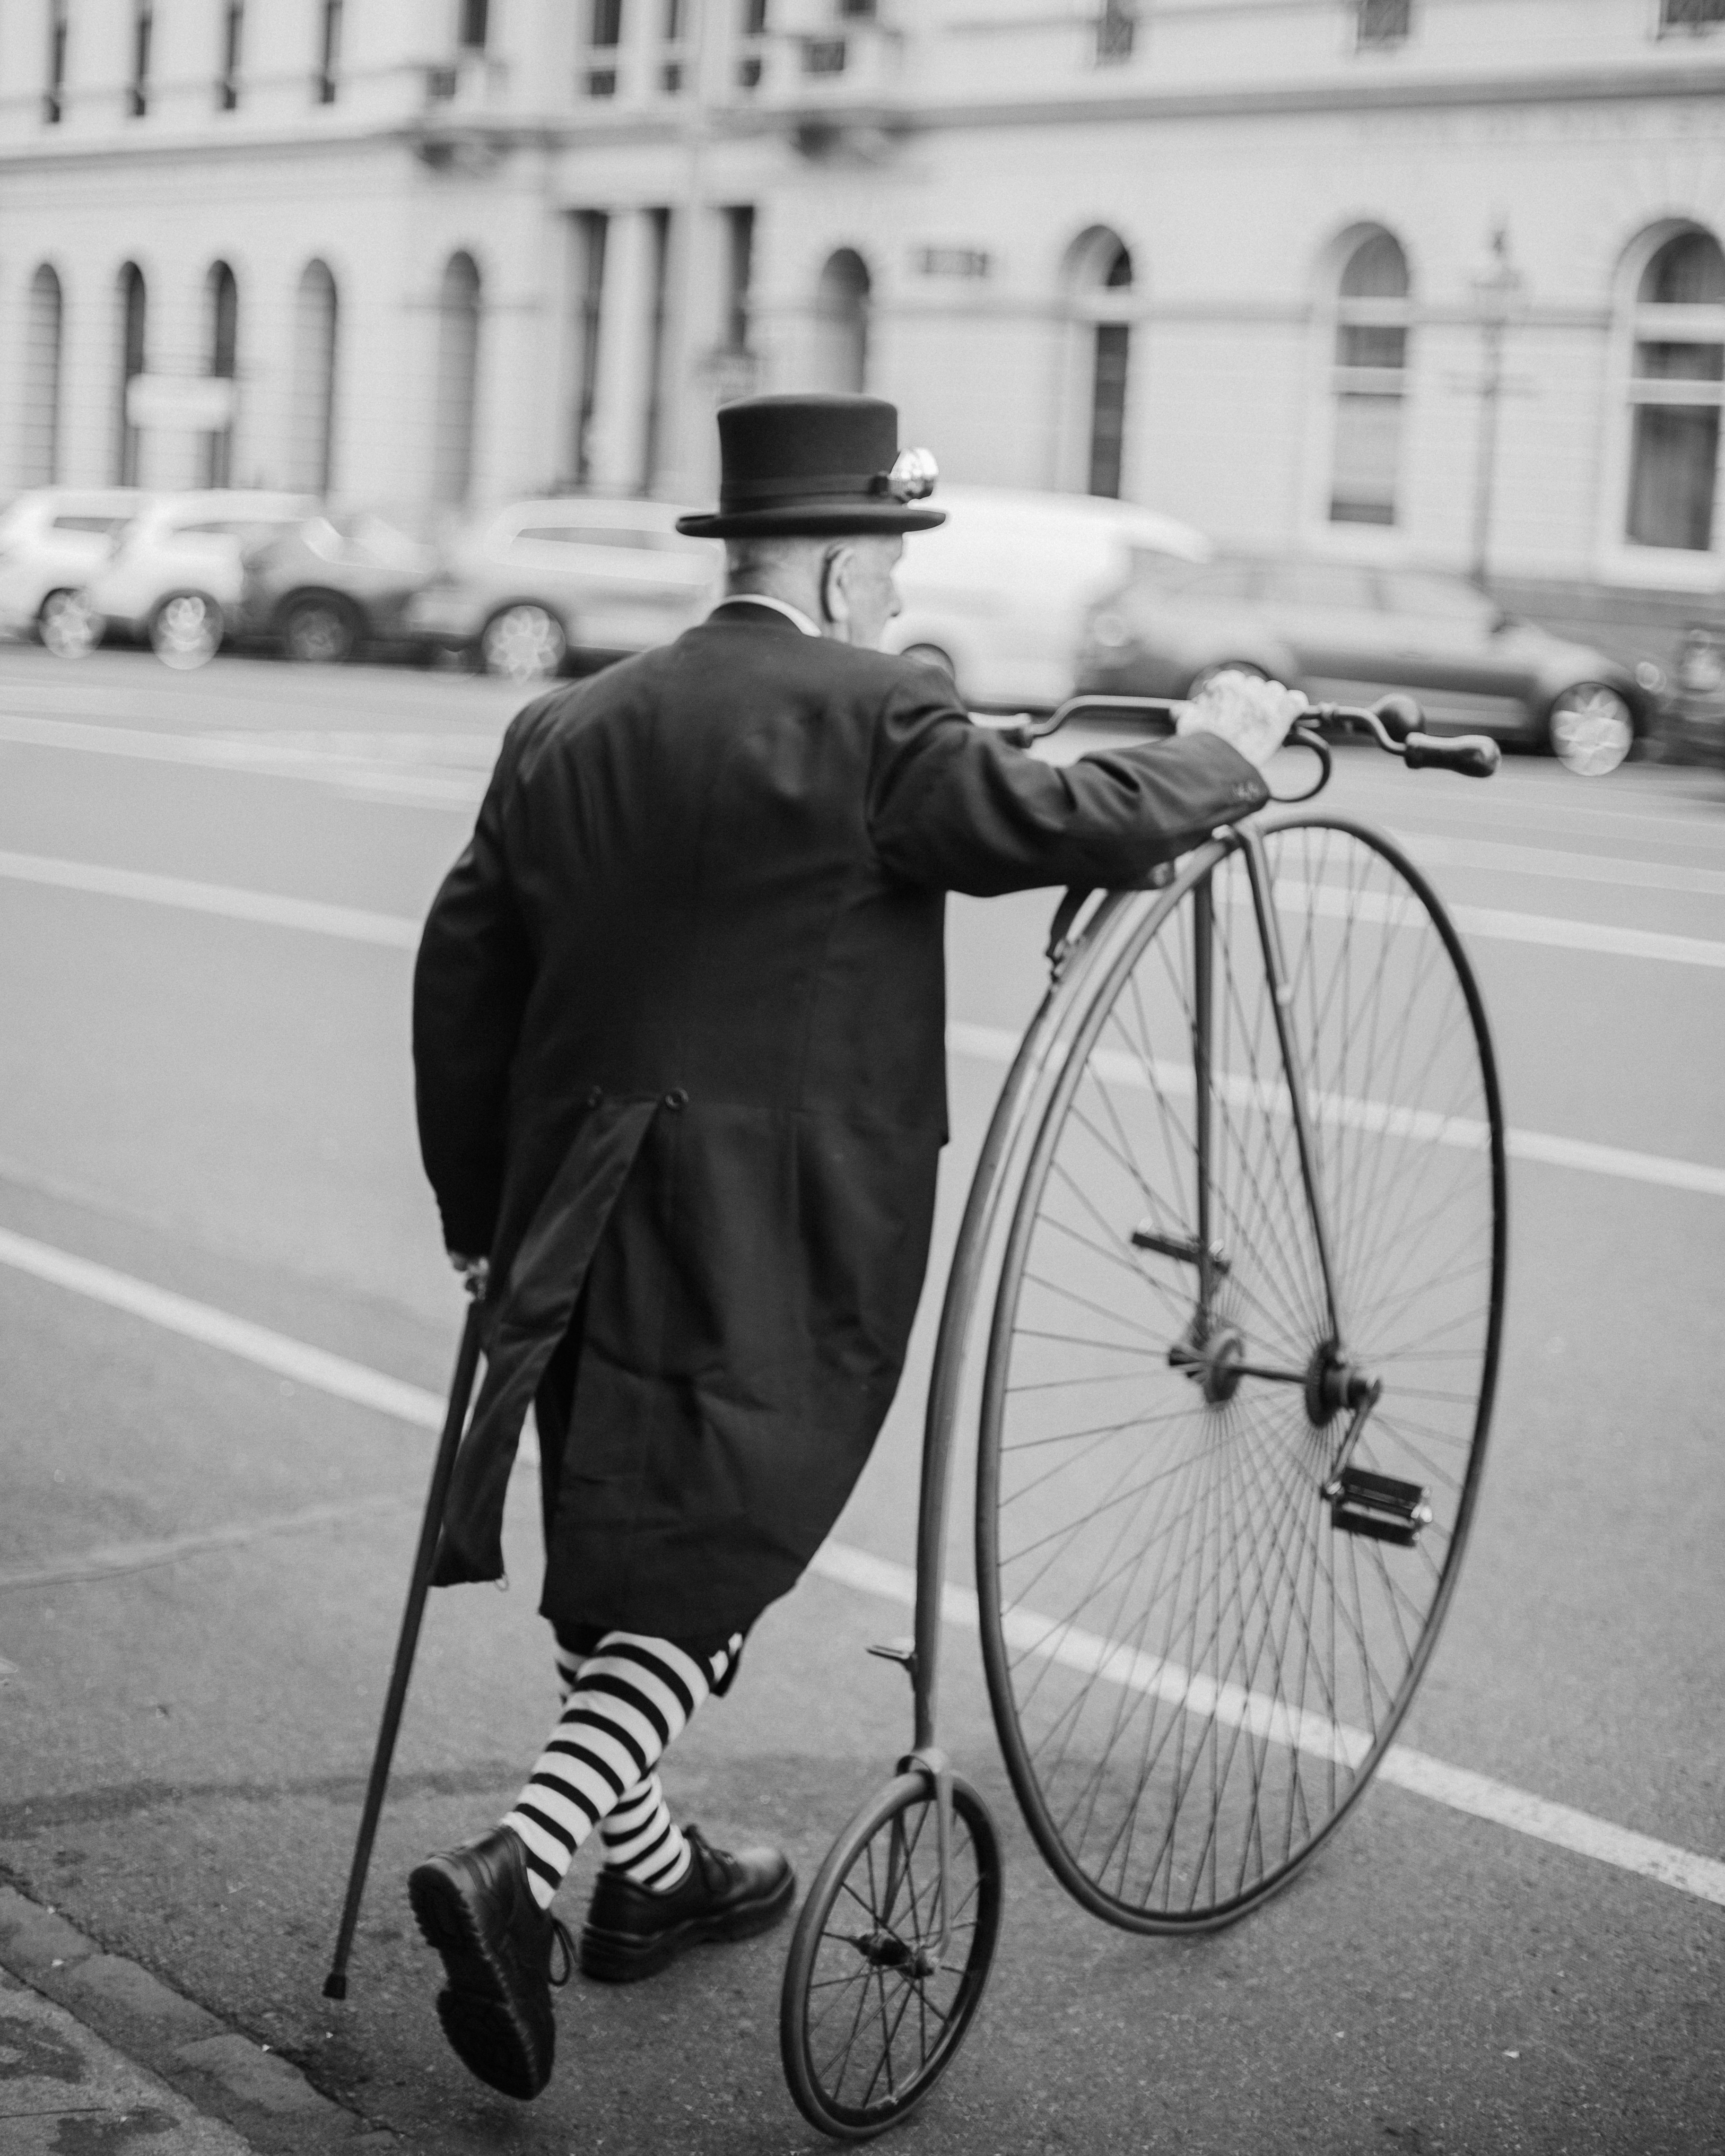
[885,485,1211,708]
[0,488,150,653]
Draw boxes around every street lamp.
[1468,221,1525,588]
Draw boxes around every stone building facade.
[1,0,1723,655]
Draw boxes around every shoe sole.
[578,1864,797,1984]
[409,1863,551,2100]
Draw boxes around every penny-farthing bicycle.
[780,694,1509,2139]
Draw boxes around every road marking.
[0,711,483,806]
[1386,829,1725,900]
[0,851,419,947]
[948,1021,1725,1198]
[1,1226,1722,1912]
[806,1543,1725,1912]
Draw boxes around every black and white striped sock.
[501,1630,738,1912]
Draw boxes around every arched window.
[115,262,148,485]
[20,265,63,488]
[289,259,339,495]
[433,252,481,506]
[1329,228,1411,526]
[1625,227,1725,554]
[812,248,870,395]
[1063,227,1134,499]
[204,261,238,487]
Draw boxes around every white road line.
[0,711,483,806]
[3,853,1721,1196]
[947,1022,1725,1199]
[1386,829,1725,900]
[1,1224,1722,1912]
[0,851,420,948]
[805,1544,1725,1912]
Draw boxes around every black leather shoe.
[408,1825,571,2100]
[579,1825,794,1983]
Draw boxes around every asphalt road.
[0,648,1720,2155]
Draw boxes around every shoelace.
[547,1916,575,1988]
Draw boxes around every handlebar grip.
[1371,692,1423,744]
[1403,731,1501,779]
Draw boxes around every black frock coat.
[412,603,1268,1638]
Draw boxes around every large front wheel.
[780,1770,1002,2140]
[976,818,1505,1931]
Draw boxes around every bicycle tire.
[976,817,1506,1930]
[780,1769,1003,2140]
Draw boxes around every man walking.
[407,392,1298,2100]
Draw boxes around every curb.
[0,1884,401,2155]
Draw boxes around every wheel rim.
[286,602,351,664]
[1549,685,1633,776]
[784,1776,1002,2135]
[977,821,1504,1928]
[154,595,220,670]
[484,605,564,681]
[40,591,96,658]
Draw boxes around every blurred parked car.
[885,485,1211,709]
[1658,624,1725,767]
[235,506,443,663]
[1077,556,1650,776]
[76,489,319,668]
[0,487,151,654]
[403,495,721,681]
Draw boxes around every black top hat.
[676,393,945,539]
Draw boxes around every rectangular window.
[1628,407,1720,550]
[838,0,877,17]
[664,0,687,34]
[591,0,624,42]
[1661,0,1725,28]
[129,2,153,117]
[724,205,755,349]
[804,37,847,72]
[459,0,490,47]
[1096,0,1136,63]
[1357,0,1412,47]
[218,2,244,112]
[742,0,769,30]
[44,0,69,124]
[1330,394,1402,524]
[1089,323,1129,498]
[317,0,343,103]
[574,212,608,487]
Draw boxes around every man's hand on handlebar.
[1175,670,1307,773]
[449,1251,490,1296]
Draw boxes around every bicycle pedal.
[1326,1466,1431,1546]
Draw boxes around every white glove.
[1175,670,1307,772]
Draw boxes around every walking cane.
[322,1289,485,2000]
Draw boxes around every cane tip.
[322,1971,348,2001]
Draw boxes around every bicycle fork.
[1163,826,1431,1548]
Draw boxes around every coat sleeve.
[866,684,1270,896]
[411,708,543,1257]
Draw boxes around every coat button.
[662,1087,689,1111]
[584,1085,603,1108]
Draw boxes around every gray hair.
[723,535,820,586]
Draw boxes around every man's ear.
[820,546,854,642]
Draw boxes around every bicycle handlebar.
[994,691,1501,781]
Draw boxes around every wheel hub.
[1169,1324,1246,1405]
[1303,1340,1375,1427]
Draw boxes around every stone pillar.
[584,207,658,494]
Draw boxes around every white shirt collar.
[713,593,823,639]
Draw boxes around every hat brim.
[675,501,946,539]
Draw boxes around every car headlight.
[1634,659,1667,695]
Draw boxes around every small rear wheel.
[1548,682,1634,777]
[480,603,566,682]
[780,1770,1002,2141]
[151,592,223,670]
[281,593,358,665]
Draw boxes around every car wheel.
[150,592,224,671]
[282,594,358,666]
[1548,682,1634,777]
[901,642,959,692]
[39,589,99,660]
[1186,660,1269,697]
[480,604,567,682]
